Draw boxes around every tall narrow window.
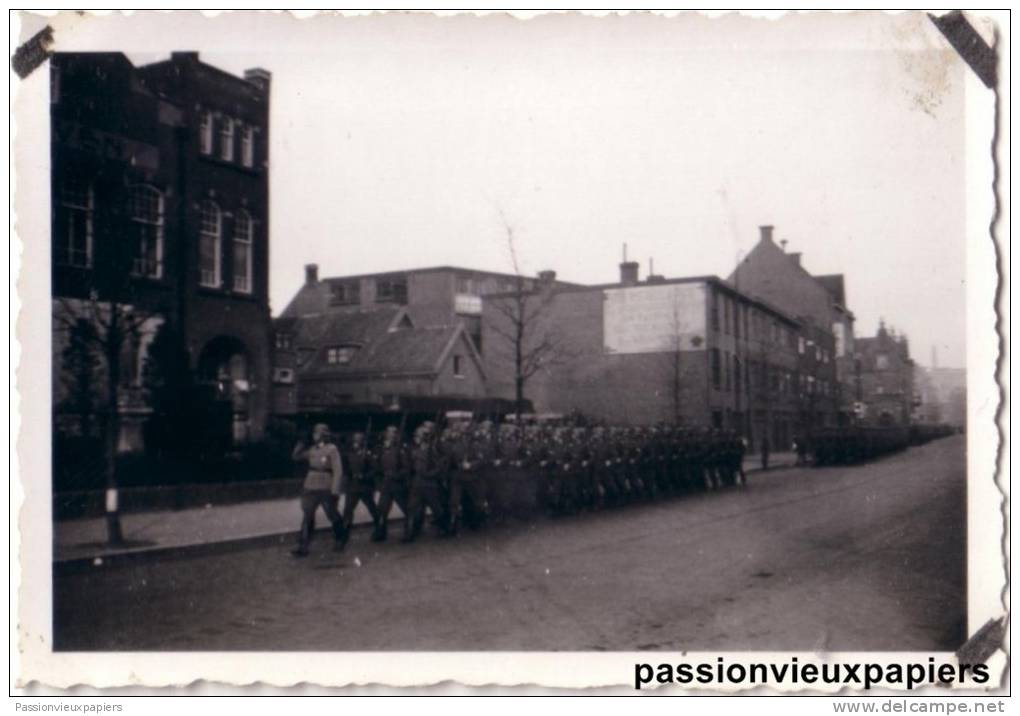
[233,209,253,293]
[129,185,164,278]
[241,125,255,168]
[220,117,234,161]
[711,348,721,390]
[199,201,222,287]
[199,110,214,155]
[57,178,93,268]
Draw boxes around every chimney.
[760,225,775,244]
[171,51,199,63]
[537,269,557,285]
[619,261,639,286]
[305,263,319,285]
[789,252,802,266]
[244,67,272,94]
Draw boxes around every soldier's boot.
[401,514,421,543]
[332,520,349,551]
[292,520,312,557]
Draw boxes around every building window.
[272,367,294,384]
[375,276,408,304]
[326,345,358,365]
[453,354,464,378]
[711,293,720,332]
[241,124,255,168]
[330,281,360,306]
[232,209,253,293]
[220,116,234,161]
[57,178,93,268]
[711,348,721,390]
[199,110,214,155]
[876,354,889,370]
[456,276,476,295]
[275,332,291,350]
[129,185,164,278]
[199,200,222,287]
[734,357,742,393]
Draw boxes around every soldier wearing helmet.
[373,425,409,542]
[342,431,382,537]
[403,421,448,542]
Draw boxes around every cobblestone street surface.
[53,436,965,652]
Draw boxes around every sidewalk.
[55,453,797,569]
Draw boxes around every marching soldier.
[448,421,491,535]
[373,425,409,542]
[291,423,348,557]
[342,431,382,535]
[403,422,448,542]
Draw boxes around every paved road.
[53,436,966,652]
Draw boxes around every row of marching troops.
[292,419,748,555]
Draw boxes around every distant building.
[915,365,966,428]
[51,52,273,452]
[854,322,917,426]
[272,265,556,424]
[279,264,577,353]
[272,307,488,425]
[729,225,856,425]
[481,260,838,450]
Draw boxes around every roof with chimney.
[277,306,484,381]
[728,226,854,326]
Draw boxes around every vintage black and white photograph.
[12,9,1006,691]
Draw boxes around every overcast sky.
[27,11,973,368]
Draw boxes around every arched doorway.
[197,336,252,447]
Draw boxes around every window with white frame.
[241,124,255,168]
[57,177,94,268]
[199,200,222,287]
[453,354,464,377]
[233,209,253,293]
[220,116,234,161]
[326,345,358,365]
[129,185,164,278]
[199,110,214,155]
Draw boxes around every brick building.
[729,225,855,425]
[51,52,272,452]
[279,264,578,352]
[854,322,917,426]
[481,260,836,450]
[272,307,488,425]
[272,265,555,424]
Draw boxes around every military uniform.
[404,426,448,542]
[342,434,382,533]
[292,434,348,556]
[373,428,409,542]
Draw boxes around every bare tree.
[660,298,698,425]
[485,213,570,420]
[54,291,161,544]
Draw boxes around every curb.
[55,464,800,574]
[53,521,386,576]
